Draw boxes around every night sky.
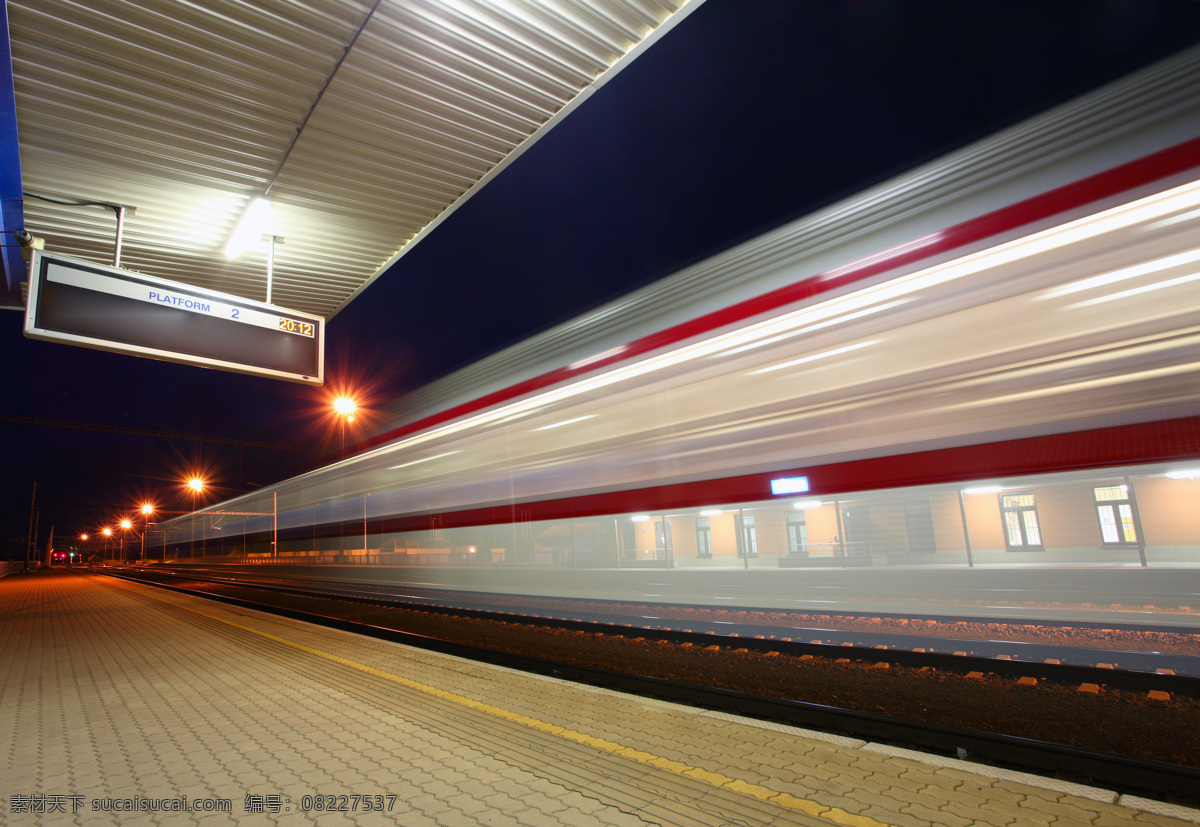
[6,0,1200,557]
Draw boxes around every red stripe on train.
[367,415,1200,534]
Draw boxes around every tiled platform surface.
[2,569,1199,827]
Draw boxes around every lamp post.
[140,503,154,562]
[333,397,356,555]
[119,518,132,563]
[102,527,113,563]
[187,477,204,560]
[334,397,356,457]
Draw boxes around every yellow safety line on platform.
[137,587,893,827]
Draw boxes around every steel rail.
[117,567,1200,693]
[156,564,1200,632]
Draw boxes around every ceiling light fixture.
[225,198,271,259]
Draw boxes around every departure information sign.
[23,250,324,384]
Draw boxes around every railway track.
[101,566,1200,805]
[116,565,1200,678]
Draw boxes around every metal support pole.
[835,501,846,565]
[24,481,35,571]
[191,493,196,560]
[739,508,749,570]
[1125,475,1149,567]
[339,420,345,555]
[266,234,275,304]
[957,490,975,568]
[113,206,126,267]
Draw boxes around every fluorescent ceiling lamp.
[225,198,271,259]
[699,509,723,517]
[1166,469,1200,480]
[963,485,1004,494]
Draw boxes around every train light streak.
[533,415,595,431]
[1066,271,1200,309]
[353,178,1200,467]
[751,340,879,375]
[388,451,459,471]
[715,301,906,358]
[1037,247,1200,300]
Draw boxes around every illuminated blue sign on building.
[770,476,810,495]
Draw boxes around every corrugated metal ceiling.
[9,0,691,317]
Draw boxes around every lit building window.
[785,510,807,555]
[1093,485,1139,546]
[1000,492,1043,550]
[735,513,757,557]
[696,517,713,558]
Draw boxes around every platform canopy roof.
[5,0,690,316]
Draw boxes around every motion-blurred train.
[151,46,1200,617]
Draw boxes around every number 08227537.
[299,794,397,812]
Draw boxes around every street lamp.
[102,526,113,563]
[187,477,205,560]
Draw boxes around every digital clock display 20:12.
[277,318,316,338]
